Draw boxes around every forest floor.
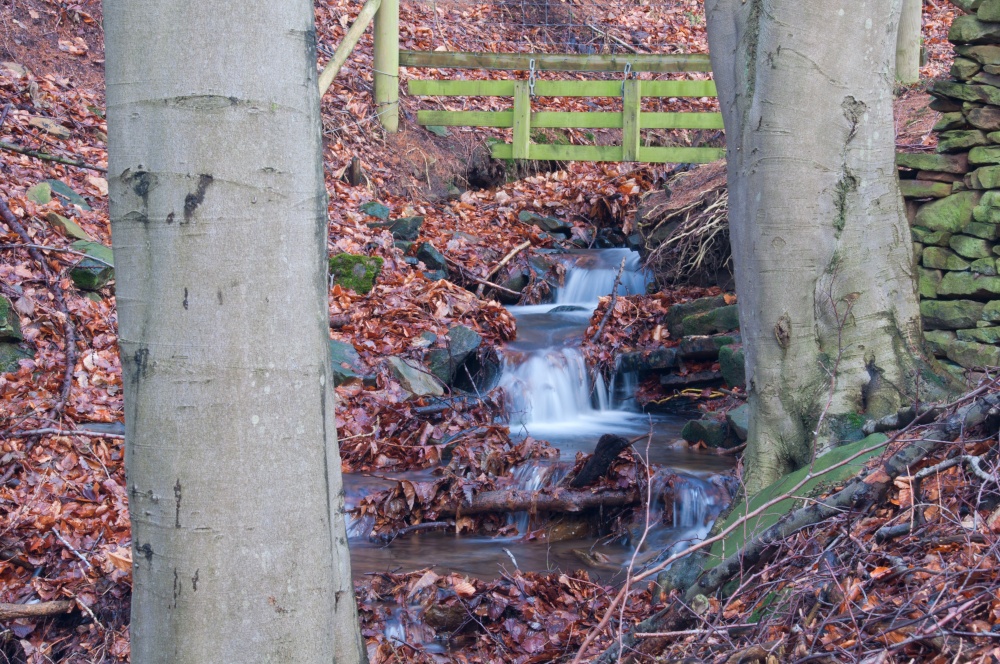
[4,0,1000,662]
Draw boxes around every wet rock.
[665,295,727,338]
[426,325,482,385]
[0,343,32,373]
[681,304,740,336]
[921,299,985,329]
[617,347,678,373]
[330,339,363,386]
[499,268,530,303]
[385,356,444,397]
[924,330,956,357]
[660,370,723,389]
[678,333,740,361]
[415,242,448,271]
[329,254,383,295]
[546,518,592,542]
[719,344,746,388]
[549,305,588,314]
[0,296,23,341]
[726,404,749,442]
[423,601,467,631]
[367,216,424,241]
[519,210,571,236]
[680,414,731,448]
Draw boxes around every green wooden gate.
[402,51,724,164]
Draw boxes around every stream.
[345,248,733,580]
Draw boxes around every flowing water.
[346,248,733,580]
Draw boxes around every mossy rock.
[946,338,1000,367]
[957,326,1000,343]
[71,258,114,291]
[913,191,980,232]
[922,246,970,270]
[0,296,23,341]
[969,165,1000,189]
[937,129,990,153]
[911,226,952,246]
[680,414,732,449]
[921,299,985,329]
[329,254,383,295]
[681,304,740,336]
[982,299,1000,321]
[950,15,1000,44]
[899,180,951,199]
[718,344,745,388]
[665,295,727,338]
[330,339,363,386]
[924,330,956,357]
[896,152,969,174]
[971,257,999,275]
[950,234,995,258]
[952,57,983,81]
[938,271,1000,297]
[0,342,33,373]
[359,200,390,220]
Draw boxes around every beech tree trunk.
[104,2,367,662]
[896,0,923,84]
[705,0,941,493]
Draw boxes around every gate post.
[373,0,399,132]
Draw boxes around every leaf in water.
[26,182,52,204]
[45,180,91,211]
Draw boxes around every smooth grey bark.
[705,0,937,493]
[896,0,923,84]
[104,2,367,662]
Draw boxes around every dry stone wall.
[902,3,1000,372]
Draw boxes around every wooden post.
[319,0,383,96]
[622,79,640,162]
[895,0,921,84]
[512,80,531,160]
[373,0,399,132]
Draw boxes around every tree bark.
[896,0,923,84]
[705,0,939,492]
[104,2,366,662]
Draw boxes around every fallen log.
[435,485,642,518]
[569,434,633,488]
[0,600,74,621]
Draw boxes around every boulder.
[726,404,749,442]
[359,200,390,220]
[680,414,731,448]
[617,347,679,373]
[980,0,1000,21]
[518,211,571,236]
[913,191,980,232]
[367,216,424,241]
[718,344,746,388]
[0,343,32,373]
[385,356,444,397]
[952,57,983,80]
[921,299,985,329]
[950,15,1000,44]
[0,296,23,341]
[426,325,482,385]
[924,330,956,357]
[415,242,448,271]
[681,304,740,336]
[665,295,727,338]
[330,339,363,386]
[329,254,383,294]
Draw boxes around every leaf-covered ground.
[0,0,989,662]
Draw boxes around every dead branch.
[592,257,627,343]
[438,485,642,517]
[476,240,531,298]
[0,601,75,621]
[0,141,107,173]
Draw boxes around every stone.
[969,165,1000,188]
[913,242,923,264]
[971,257,999,275]
[681,304,740,336]
[70,258,113,291]
[968,106,1000,132]
[970,145,1000,165]
[45,212,90,240]
[938,129,991,153]
[938,271,1000,297]
[946,339,1000,368]
[980,0,1000,21]
[950,15,1000,44]
[987,64,1000,74]
[0,343,32,374]
[0,296,23,341]
[984,300,1000,321]
[718,344,746,388]
[955,181,970,194]
[914,191,981,232]
[896,152,968,174]
[921,299,985,329]
[519,210,572,236]
[665,295,727,338]
[367,216,424,241]
[499,268,530,304]
[934,112,968,132]
[385,356,444,397]
[898,180,952,199]
[952,57,983,80]
[924,330,956,357]
[426,325,482,384]
[660,370,723,389]
[950,234,994,258]
[329,253,383,294]
[973,205,1000,223]
[422,270,448,281]
[958,326,1000,343]
[919,268,943,298]
[359,200,390,220]
[989,130,1000,142]
[329,339,363,386]
[680,414,731,448]
[916,170,962,183]
[957,42,1000,64]
[930,97,962,113]
[931,81,1000,105]
[678,333,740,361]
[617,347,679,373]
[911,226,952,246]
[922,247,970,270]
[966,221,1000,239]
[726,404,749,442]
[415,242,447,271]
[972,71,1000,87]
[982,190,1000,207]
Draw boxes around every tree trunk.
[104,3,367,662]
[896,0,923,84]
[705,0,940,493]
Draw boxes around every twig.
[0,243,113,267]
[2,427,123,440]
[443,256,522,295]
[476,240,531,297]
[593,257,627,343]
[0,141,107,173]
[0,601,74,620]
[0,195,78,413]
[585,23,643,54]
[0,103,10,131]
[52,527,93,569]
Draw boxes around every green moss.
[329,254,383,295]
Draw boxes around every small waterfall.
[672,480,710,530]
[500,348,607,426]
[556,248,649,305]
[508,462,571,533]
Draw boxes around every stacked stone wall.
[902,6,1000,371]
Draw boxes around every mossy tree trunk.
[104,1,367,662]
[705,0,941,493]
